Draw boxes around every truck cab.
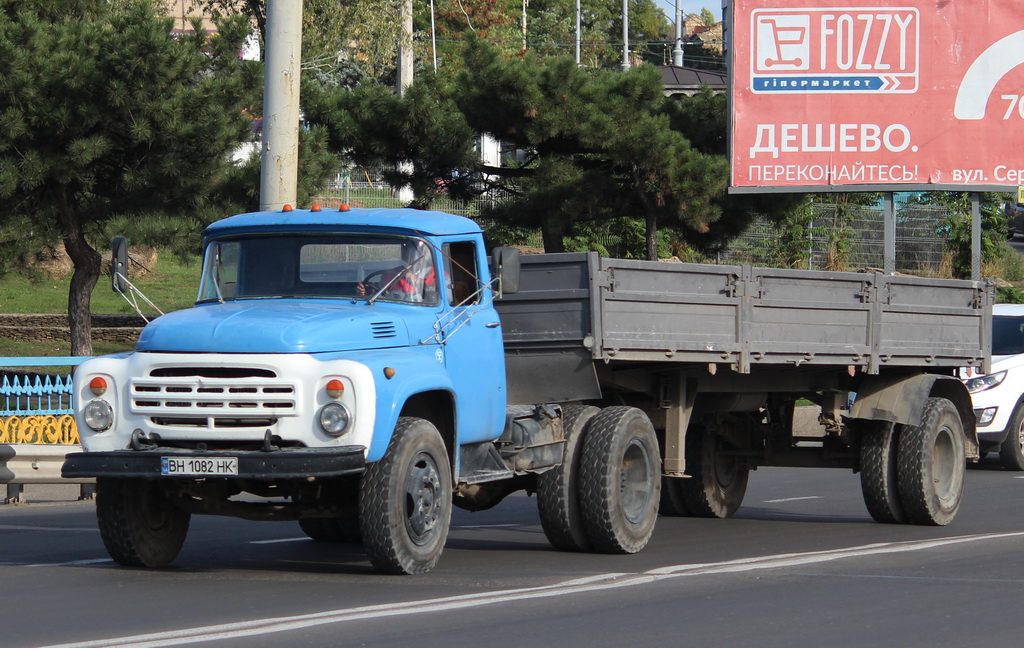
[65,206,517,574]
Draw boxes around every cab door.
[438,239,507,444]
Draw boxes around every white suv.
[963,303,1024,470]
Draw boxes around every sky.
[653,0,723,23]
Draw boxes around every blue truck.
[64,205,992,574]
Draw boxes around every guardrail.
[1,357,92,503]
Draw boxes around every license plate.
[160,456,238,476]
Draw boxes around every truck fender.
[850,374,979,458]
[350,349,456,463]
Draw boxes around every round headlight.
[319,402,352,436]
[83,399,114,431]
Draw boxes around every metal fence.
[726,203,949,275]
[319,165,513,218]
[321,166,952,274]
[0,359,84,445]
[0,358,91,502]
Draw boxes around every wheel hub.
[405,453,443,545]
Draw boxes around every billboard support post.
[972,193,982,281]
[883,193,895,275]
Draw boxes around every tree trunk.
[57,191,101,357]
[541,220,565,253]
[645,212,658,261]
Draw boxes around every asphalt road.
[4,459,1024,648]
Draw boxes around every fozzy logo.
[751,7,919,94]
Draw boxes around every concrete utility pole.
[621,0,630,71]
[672,1,684,66]
[396,0,415,204]
[575,0,581,65]
[397,0,414,96]
[260,0,303,211]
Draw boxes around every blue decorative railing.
[0,358,91,444]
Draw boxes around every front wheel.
[897,397,966,526]
[359,417,452,574]
[96,478,191,567]
[999,401,1024,471]
[578,406,661,554]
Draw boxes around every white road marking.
[35,531,1024,648]
[762,496,822,503]
[249,537,307,545]
[0,525,98,532]
[25,558,112,568]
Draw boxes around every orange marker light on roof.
[311,204,322,212]
[325,379,344,398]
[89,376,108,396]
[339,204,350,212]
[282,204,293,212]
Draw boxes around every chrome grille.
[130,372,298,429]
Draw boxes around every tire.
[578,406,661,554]
[298,515,362,544]
[679,426,749,518]
[998,402,1024,471]
[359,417,452,574]
[96,477,191,568]
[859,420,907,524]
[897,397,966,526]
[537,404,601,552]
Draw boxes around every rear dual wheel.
[859,420,906,524]
[897,397,965,526]
[577,407,661,554]
[537,404,601,552]
[677,426,749,518]
[860,397,966,526]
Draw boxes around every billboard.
[729,1,1024,192]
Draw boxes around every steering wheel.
[362,267,401,285]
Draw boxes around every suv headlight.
[83,399,114,431]
[965,370,1007,393]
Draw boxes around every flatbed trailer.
[497,252,992,525]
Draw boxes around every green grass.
[0,253,202,362]
[0,253,202,315]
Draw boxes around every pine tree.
[0,1,257,355]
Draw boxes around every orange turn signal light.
[325,379,344,398]
[89,376,108,396]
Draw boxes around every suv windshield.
[197,234,439,305]
[992,315,1024,356]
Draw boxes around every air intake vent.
[371,321,397,338]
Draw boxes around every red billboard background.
[730,0,1024,191]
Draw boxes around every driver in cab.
[356,240,438,303]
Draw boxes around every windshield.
[992,315,1024,356]
[197,234,439,305]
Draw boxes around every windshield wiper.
[368,253,426,305]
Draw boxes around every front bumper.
[62,446,366,480]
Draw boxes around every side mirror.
[490,247,520,296]
[111,237,128,294]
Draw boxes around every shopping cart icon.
[756,15,810,70]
